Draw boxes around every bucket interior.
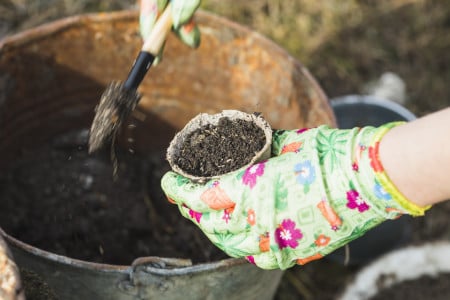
[0,10,334,265]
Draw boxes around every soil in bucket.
[369,273,450,300]
[175,116,267,177]
[0,128,229,265]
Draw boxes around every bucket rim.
[0,227,247,274]
[0,8,331,125]
[1,9,297,65]
[330,95,416,122]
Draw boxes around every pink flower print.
[189,209,202,223]
[352,143,366,172]
[296,128,309,134]
[246,255,256,265]
[346,189,370,212]
[242,162,266,189]
[275,219,303,249]
[222,207,234,224]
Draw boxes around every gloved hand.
[161,123,430,270]
[139,0,201,64]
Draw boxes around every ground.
[1,1,450,299]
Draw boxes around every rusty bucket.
[0,10,335,300]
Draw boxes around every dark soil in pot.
[369,273,450,300]
[175,116,267,177]
[0,129,228,265]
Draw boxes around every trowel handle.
[123,3,173,90]
[142,2,173,55]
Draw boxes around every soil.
[370,273,450,300]
[175,116,266,177]
[0,129,227,265]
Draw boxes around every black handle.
[123,51,155,90]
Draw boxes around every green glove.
[161,123,430,270]
[139,0,201,64]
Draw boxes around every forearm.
[379,107,450,207]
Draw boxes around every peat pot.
[0,10,335,300]
[166,110,273,182]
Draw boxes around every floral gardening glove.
[161,123,430,270]
[139,0,201,64]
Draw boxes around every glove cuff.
[355,122,431,217]
[369,122,431,216]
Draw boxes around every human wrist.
[379,109,450,208]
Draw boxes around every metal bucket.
[0,10,335,299]
[328,95,416,266]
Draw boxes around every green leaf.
[213,230,252,257]
[202,211,210,221]
[270,244,280,253]
[275,176,288,211]
[316,129,348,171]
[236,169,245,180]
[176,175,191,186]
[303,184,310,194]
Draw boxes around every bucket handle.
[131,256,193,276]
[117,256,193,296]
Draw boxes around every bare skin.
[380,107,450,207]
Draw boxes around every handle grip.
[142,2,173,54]
[123,3,173,90]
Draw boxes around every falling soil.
[0,129,227,265]
[175,116,266,177]
[369,273,450,300]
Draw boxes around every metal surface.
[4,229,283,299]
[0,10,335,299]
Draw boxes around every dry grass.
[0,0,135,34]
[202,0,450,116]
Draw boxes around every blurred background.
[1,0,449,116]
[1,1,449,299]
